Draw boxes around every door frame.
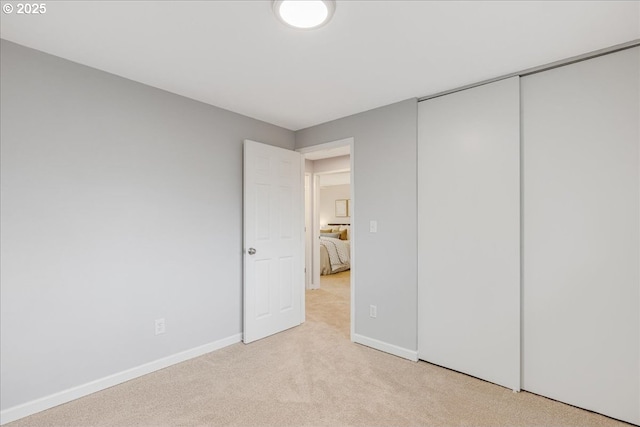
[310,167,350,290]
[297,137,355,341]
[304,173,313,290]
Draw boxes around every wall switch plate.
[155,318,165,335]
[369,305,377,318]
[369,220,377,233]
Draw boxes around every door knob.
[248,248,257,255]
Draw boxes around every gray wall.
[304,159,315,174]
[0,40,294,410]
[319,184,351,226]
[295,99,418,352]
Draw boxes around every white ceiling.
[1,1,638,131]
[320,172,350,187]
[304,145,350,160]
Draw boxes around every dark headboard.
[327,223,351,226]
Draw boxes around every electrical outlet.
[369,305,377,318]
[155,318,165,335]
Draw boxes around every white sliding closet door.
[418,77,521,391]
[522,47,639,425]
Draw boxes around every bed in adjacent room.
[319,224,350,275]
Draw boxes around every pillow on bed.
[338,229,348,240]
[339,225,350,240]
[320,232,340,239]
[320,228,333,234]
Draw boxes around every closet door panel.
[418,77,521,390]
[522,47,639,425]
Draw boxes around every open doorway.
[297,138,355,341]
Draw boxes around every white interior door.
[243,140,304,344]
[417,77,521,391]
[522,47,639,425]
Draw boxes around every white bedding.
[320,237,350,275]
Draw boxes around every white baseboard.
[353,333,418,362]
[0,333,242,425]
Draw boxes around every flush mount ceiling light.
[273,1,336,30]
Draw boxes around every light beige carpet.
[7,271,630,427]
